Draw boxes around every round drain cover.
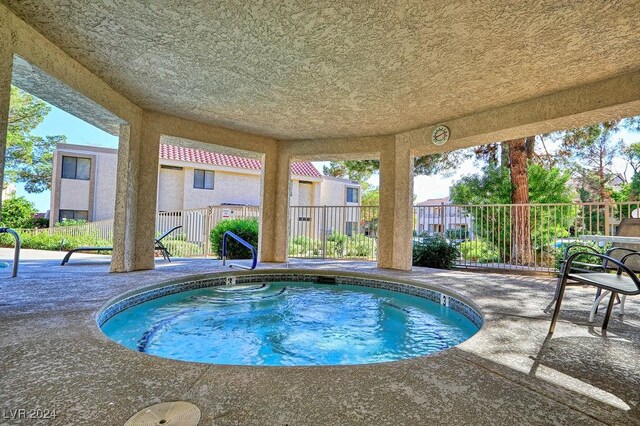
[124,401,201,426]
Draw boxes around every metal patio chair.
[549,218,640,318]
[549,250,640,333]
[585,219,640,319]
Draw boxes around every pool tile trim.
[97,273,483,329]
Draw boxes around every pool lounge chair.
[61,225,183,266]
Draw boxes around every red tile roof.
[159,144,321,178]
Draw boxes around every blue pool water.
[101,282,479,366]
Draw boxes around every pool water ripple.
[102,281,479,366]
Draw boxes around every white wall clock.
[431,125,450,146]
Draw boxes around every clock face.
[432,125,450,146]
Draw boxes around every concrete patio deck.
[1,248,639,425]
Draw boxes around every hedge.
[210,218,259,259]
[0,231,111,251]
[459,239,500,263]
[412,235,459,270]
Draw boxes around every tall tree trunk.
[598,150,611,202]
[508,137,533,265]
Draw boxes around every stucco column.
[377,138,414,270]
[0,20,13,218]
[111,112,161,272]
[259,142,290,263]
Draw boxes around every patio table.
[576,235,640,321]
[578,235,640,244]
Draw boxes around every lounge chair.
[549,250,640,333]
[60,225,183,266]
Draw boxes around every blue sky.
[14,102,640,212]
[16,105,118,211]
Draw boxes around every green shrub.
[459,239,501,263]
[0,233,14,247]
[210,218,259,259]
[56,219,88,227]
[163,239,201,257]
[445,228,469,241]
[0,230,111,251]
[163,231,187,241]
[346,234,376,257]
[32,217,49,228]
[1,196,36,228]
[288,236,322,257]
[412,235,459,269]
[552,240,608,271]
[326,232,348,257]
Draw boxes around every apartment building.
[50,143,361,226]
[415,196,473,237]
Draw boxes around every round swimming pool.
[99,273,481,366]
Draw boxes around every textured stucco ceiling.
[4,1,640,140]
[11,55,124,136]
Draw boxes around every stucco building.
[415,196,473,238]
[50,143,360,225]
[1,2,639,274]
[1,182,15,201]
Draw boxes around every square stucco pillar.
[0,22,13,217]
[259,143,290,263]
[377,139,414,270]
[111,113,161,272]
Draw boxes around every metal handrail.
[0,228,20,277]
[222,231,257,270]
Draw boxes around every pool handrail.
[0,227,20,277]
[222,231,257,270]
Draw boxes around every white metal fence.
[155,205,260,257]
[3,206,259,258]
[414,201,640,273]
[288,205,379,260]
[15,219,114,241]
[7,201,640,272]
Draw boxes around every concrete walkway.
[1,248,639,425]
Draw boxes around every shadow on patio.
[1,247,639,424]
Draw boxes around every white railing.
[415,201,640,272]
[16,219,114,241]
[155,205,259,257]
[288,205,379,260]
[2,206,260,258]
[6,201,639,272]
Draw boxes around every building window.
[345,221,358,236]
[298,217,311,222]
[346,187,359,203]
[61,156,91,180]
[59,210,89,221]
[194,169,214,189]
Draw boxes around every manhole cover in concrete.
[124,401,200,426]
